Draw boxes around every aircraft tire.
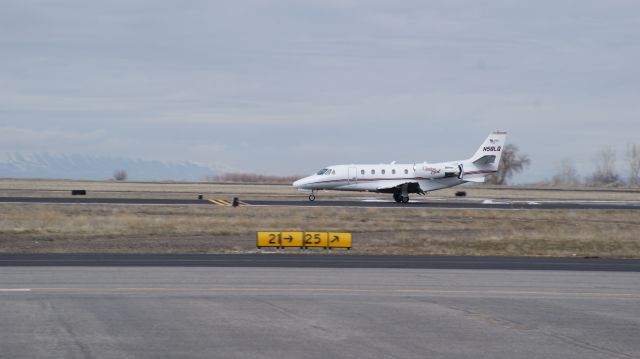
[309,194,316,201]
[401,196,410,203]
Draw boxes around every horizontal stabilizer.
[473,155,497,165]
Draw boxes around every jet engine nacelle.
[415,163,462,179]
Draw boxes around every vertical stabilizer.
[470,130,507,164]
[463,130,508,180]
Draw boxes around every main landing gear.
[393,193,410,203]
[394,183,410,203]
[392,183,426,204]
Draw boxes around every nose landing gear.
[308,190,316,201]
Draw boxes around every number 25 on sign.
[302,232,351,248]
[303,232,328,247]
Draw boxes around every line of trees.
[551,144,640,186]
[201,142,640,187]
[482,142,640,186]
[627,144,640,185]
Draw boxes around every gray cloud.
[1,1,639,181]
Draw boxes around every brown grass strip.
[1,204,638,257]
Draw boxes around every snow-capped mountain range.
[0,152,225,181]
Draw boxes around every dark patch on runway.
[1,196,640,210]
[1,254,639,272]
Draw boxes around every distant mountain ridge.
[0,152,222,181]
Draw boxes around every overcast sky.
[2,1,639,182]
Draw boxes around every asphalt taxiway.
[1,260,639,359]
[1,196,640,210]
[1,254,640,271]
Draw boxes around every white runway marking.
[0,288,31,292]
[482,199,508,205]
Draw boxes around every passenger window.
[404,169,408,174]
[392,169,396,175]
[361,170,365,175]
[371,169,375,175]
[382,169,386,175]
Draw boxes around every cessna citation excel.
[293,130,507,203]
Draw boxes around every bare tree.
[113,169,128,181]
[551,158,580,186]
[486,144,530,185]
[626,143,640,185]
[589,146,619,185]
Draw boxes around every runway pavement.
[1,264,639,359]
[1,254,640,272]
[2,196,640,210]
[248,199,640,210]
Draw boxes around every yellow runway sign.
[256,232,352,249]
[256,232,281,247]
[280,232,304,247]
[303,232,328,247]
[328,232,352,248]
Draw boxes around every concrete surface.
[1,266,639,358]
[2,254,640,271]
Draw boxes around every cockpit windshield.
[316,168,331,175]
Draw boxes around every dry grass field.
[1,179,639,257]
[1,204,639,258]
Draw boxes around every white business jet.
[293,130,507,203]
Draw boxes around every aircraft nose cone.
[293,177,311,189]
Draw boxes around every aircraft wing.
[376,180,425,194]
[376,180,418,191]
